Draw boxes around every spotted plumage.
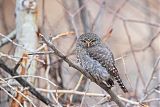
[76,33,128,93]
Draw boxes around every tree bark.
[14,0,38,81]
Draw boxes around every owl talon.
[106,78,114,88]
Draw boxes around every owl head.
[77,33,101,48]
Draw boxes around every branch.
[78,0,90,33]
[0,59,55,107]
[0,30,16,47]
[40,34,125,107]
[123,21,145,86]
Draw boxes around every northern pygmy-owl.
[76,33,128,93]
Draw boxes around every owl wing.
[87,45,115,70]
[87,45,128,93]
[77,52,112,85]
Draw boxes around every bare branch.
[123,21,145,86]
[0,78,36,107]
[145,56,160,91]
[0,59,56,107]
[0,85,24,107]
[0,30,16,47]
[78,0,90,33]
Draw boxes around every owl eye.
[81,40,87,43]
[91,40,96,42]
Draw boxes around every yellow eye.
[81,40,87,43]
[91,40,96,42]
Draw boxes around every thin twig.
[69,74,84,103]
[123,21,145,86]
[0,59,56,107]
[91,0,105,32]
[0,32,33,52]
[121,55,133,89]
[14,58,23,71]
[0,85,24,107]
[4,75,57,87]
[133,30,160,52]
[0,30,16,47]
[0,78,37,107]
[44,45,62,107]
[107,7,160,28]
[145,56,160,91]
[78,0,90,33]
[80,80,91,107]
[35,88,107,97]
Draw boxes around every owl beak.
[86,41,91,47]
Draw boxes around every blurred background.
[0,0,160,107]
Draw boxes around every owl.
[76,33,128,93]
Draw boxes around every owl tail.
[110,66,128,93]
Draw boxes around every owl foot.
[106,78,114,88]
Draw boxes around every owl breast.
[87,45,115,69]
